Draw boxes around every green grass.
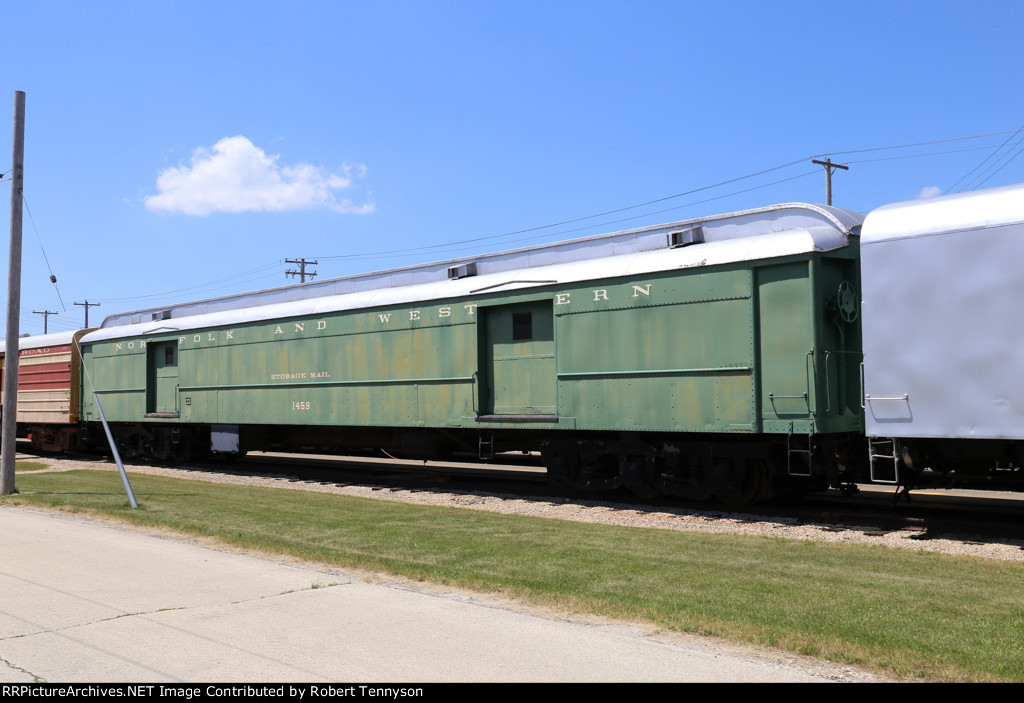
[14,461,47,472]
[4,468,1024,682]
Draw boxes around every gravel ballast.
[21,453,1024,563]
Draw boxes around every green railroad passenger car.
[79,202,864,501]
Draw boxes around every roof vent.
[447,262,477,280]
[152,310,172,321]
[667,225,704,248]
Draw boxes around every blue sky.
[3,1,1023,335]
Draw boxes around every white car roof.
[85,202,862,343]
[862,181,1024,245]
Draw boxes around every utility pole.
[32,310,57,334]
[812,157,849,206]
[75,300,100,328]
[2,91,26,496]
[285,258,318,283]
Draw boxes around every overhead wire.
[31,158,819,318]
[320,169,822,264]
[0,305,81,334]
[844,140,1024,165]
[100,260,285,304]
[316,127,1024,265]
[21,193,67,312]
[315,156,813,262]
[7,191,285,328]
[958,133,1024,192]
[945,125,1024,194]
[8,157,817,323]
[447,169,821,255]
[8,126,1024,331]
[973,145,1024,190]
[824,128,1024,157]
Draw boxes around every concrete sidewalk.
[0,506,860,682]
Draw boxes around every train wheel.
[627,485,663,499]
[171,441,192,464]
[619,456,662,499]
[714,461,765,506]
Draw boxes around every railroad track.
[181,450,1024,550]
[18,443,1024,561]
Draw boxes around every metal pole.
[72,334,137,509]
[2,91,25,495]
[90,391,138,509]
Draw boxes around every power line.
[957,131,1024,192]
[973,145,1024,190]
[844,140,1024,164]
[316,169,822,264]
[10,126,1023,323]
[316,157,812,262]
[21,193,66,312]
[315,128,1024,265]
[100,261,284,304]
[0,306,81,334]
[945,125,1024,194]
[827,128,1024,157]
[457,169,823,253]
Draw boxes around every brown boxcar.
[0,330,91,451]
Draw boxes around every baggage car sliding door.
[146,340,179,417]
[479,301,556,418]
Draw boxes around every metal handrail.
[823,349,862,413]
[767,350,815,416]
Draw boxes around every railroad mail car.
[0,330,90,451]
[78,202,864,500]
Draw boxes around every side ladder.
[478,433,495,461]
[867,437,900,484]
[786,427,814,477]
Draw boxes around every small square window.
[512,312,533,341]
[165,346,175,365]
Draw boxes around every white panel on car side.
[861,183,1024,440]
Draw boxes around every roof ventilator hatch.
[152,310,172,321]
[447,262,478,280]
[667,225,704,248]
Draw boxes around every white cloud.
[916,186,942,199]
[145,136,375,215]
